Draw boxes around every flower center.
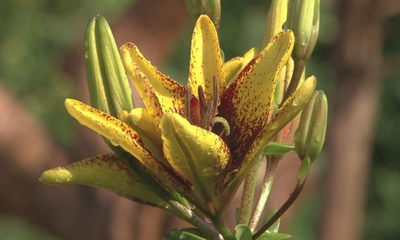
[185,76,230,136]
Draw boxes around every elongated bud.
[185,0,221,29]
[287,0,320,61]
[262,0,289,47]
[295,90,327,162]
[84,15,134,118]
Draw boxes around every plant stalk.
[249,156,279,231]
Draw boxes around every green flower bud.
[185,0,221,29]
[295,90,327,162]
[287,0,320,61]
[84,15,134,118]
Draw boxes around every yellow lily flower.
[41,15,316,218]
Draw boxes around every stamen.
[202,102,212,129]
[212,117,230,136]
[198,85,207,117]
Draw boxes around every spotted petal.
[218,31,294,163]
[121,43,186,119]
[160,112,230,208]
[188,15,225,103]
[120,108,165,165]
[64,99,188,194]
[219,76,317,207]
[40,153,167,207]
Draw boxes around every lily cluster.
[40,1,327,239]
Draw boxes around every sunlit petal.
[218,76,316,205]
[65,99,188,193]
[121,43,186,119]
[188,15,225,103]
[120,108,165,165]
[40,153,167,207]
[160,112,230,205]
[218,31,294,162]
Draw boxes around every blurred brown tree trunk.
[320,1,400,240]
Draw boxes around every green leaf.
[163,228,207,240]
[264,142,295,155]
[258,232,292,240]
[262,209,280,233]
[235,224,252,240]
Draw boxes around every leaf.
[262,209,280,233]
[163,228,207,240]
[258,232,292,240]
[264,142,295,155]
[235,224,252,240]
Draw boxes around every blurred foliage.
[0,215,59,240]
[0,0,400,239]
[0,0,134,146]
[366,14,400,240]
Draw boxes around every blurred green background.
[0,0,399,239]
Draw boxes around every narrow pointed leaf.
[40,154,167,207]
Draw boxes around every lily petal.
[64,99,188,193]
[188,15,225,102]
[160,112,230,206]
[120,108,165,165]
[223,57,243,86]
[121,43,186,119]
[219,76,317,207]
[40,153,167,207]
[218,31,294,162]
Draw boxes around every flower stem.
[213,216,235,240]
[120,153,220,238]
[252,176,307,239]
[237,154,263,224]
[249,156,279,231]
[168,201,221,239]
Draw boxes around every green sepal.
[262,209,280,233]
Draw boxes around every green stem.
[168,201,221,239]
[213,216,235,240]
[249,156,279,231]
[237,154,263,224]
[252,177,308,239]
[120,153,219,238]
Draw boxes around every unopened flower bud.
[185,0,221,29]
[287,0,320,61]
[84,15,134,118]
[295,90,327,162]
